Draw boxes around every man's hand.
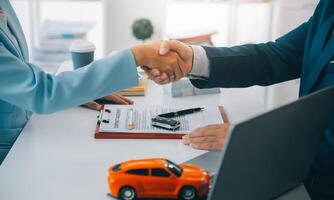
[182,124,230,151]
[143,40,194,84]
[131,40,186,82]
[82,93,134,111]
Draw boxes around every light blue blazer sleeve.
[0,42,139,114]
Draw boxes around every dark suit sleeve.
[190,19,310,89]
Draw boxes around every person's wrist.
[185,46,194,75]
[131,45,149,66]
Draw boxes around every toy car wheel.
[119,186,136,200]
[179,186,198,200]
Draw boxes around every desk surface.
[0,62,309,200]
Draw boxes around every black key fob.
[151,116,181,131]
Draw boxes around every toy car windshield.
[112,163,121,172]
[166,160,183,177]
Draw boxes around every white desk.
[0,62,309,200]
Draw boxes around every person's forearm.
[190,20,309,89]
[0,47,139,114]
[198,43,302,88]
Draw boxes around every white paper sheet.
[99,105,224,134]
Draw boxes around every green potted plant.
[132,18,154,42]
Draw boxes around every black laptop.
[208,86,334,200]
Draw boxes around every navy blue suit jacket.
[191,1,334,198]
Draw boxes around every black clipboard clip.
[97,108,112,124]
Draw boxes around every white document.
[99,105,224,134]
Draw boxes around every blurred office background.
[11,0,319,112]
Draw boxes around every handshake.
[83,40,193,111]
[131,40,194,84]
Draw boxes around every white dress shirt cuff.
[188,45,210,79]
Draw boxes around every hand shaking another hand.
[83,40,192,111]
[131,40,194,84]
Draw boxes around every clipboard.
[94,106,229,139]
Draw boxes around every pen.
[158,107,204,118]
[127,108,135,130]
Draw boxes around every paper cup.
[70,41,96,69]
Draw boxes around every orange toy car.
[108,158,211,200]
